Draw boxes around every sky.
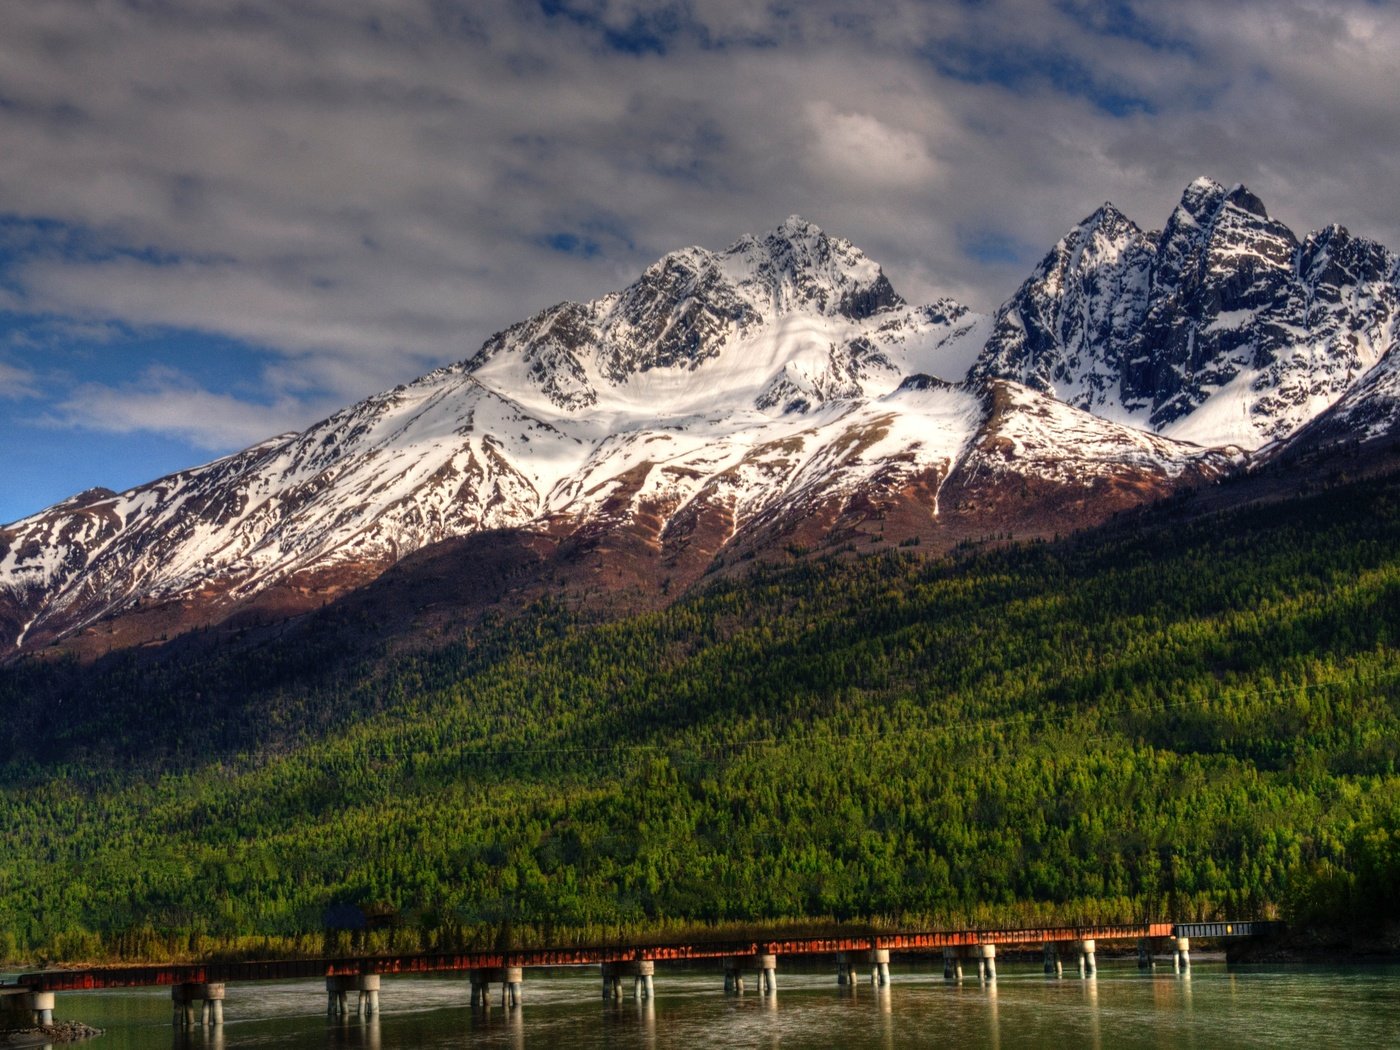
[2,0,1399,524]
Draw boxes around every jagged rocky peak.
[1299,223,1397,302]
[734,214,904,320]
[467,215,924,409]
[1172,174,1269,221]
[970,198,1155,414]
[1177,175,1227,219]
[605,214,903,338]
[972,176,1400,449]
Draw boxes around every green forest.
[3,465,1400,965]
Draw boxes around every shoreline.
[1,1022,103,1045]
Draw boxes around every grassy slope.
[2,466,1400,963]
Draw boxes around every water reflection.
[173,1024,227,1050]
[39,964,1400,1050]
[600,996,656,1049]
[1083,974,1099,1050]
[326,1018,380,1050]
[985,979,1000,1050]
[468,1003,525,1049]
[1181,970,1197,1050]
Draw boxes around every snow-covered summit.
[5,191,1398,660]
[467,215,982,420]
[973,177,1400,449]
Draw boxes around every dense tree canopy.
[2,467,1399,964]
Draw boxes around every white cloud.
[0,359,39,400]
[806,103,942,188]
[44,367,315,451]
[0,0,1396,475]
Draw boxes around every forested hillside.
[3,460,1400,964]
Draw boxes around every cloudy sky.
[2,0,1398,523]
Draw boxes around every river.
[13,960,1400,1049]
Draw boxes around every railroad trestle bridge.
[0,920,1280,1028]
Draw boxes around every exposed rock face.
[5,186,1399,660]
[973,177,1400,448]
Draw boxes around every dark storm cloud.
[1,0,1397,450]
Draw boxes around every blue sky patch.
[538,231,603,257]
[959,228,1033,266]
[927,38,1157,117]
[1055,0,1197,56]
[538,0,691,55]
[0,314,307,522]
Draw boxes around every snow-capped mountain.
[4,187,1395,660]
[972,177,1400,449]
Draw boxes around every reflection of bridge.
[1,919,1281,1028]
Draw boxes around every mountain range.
[4,177,1399,661]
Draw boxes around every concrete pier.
[754,954,778,995]
[870,949,890,988]
[942,947,964,981]
[722,957,743,994]
[975,944,996,982]
[173,983,224,1027]
[469,967,522,1008]
[355,975,380,1016]
[470,969,491,1008]
[1173,937,1191,973]
[1042,942,1063,977]
[1138,938,1155,970]
[723,954,776,995]
[320,974,379,1018]
[29,991,55,1027]
[839,951,865,986]
[602,960,654,1000]
[1076,939,1097,978]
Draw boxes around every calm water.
[16,961,1400,1050]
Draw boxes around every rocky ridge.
[3,183,1397,659]
[971,177,1400,449]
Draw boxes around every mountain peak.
[716,216,903,321]
[1176,176,1229,224]
[775,213,822,237]
[1223,183,1270,220]
[1085,200,1129,225]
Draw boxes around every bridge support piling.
[1174,937,1191,973]
[723,958,746,995]
[466,967,520,1009]
[1076,939,1097,978]
[942,947,963,981]
[504,967,523,1008]
[976,944,996,982]
[1138,938,1155,970]
[753,954,777,995]
[616,960,654,1000]
[839,951,866,986]
[870,949,889,988]
[28,991,55,1027]
[173,983,224,1027]
[355,975,380,1017]
[1043,943,1063,977]
[325,977,350,1018]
